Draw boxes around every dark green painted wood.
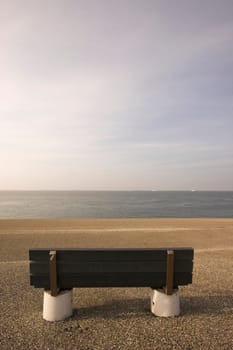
[29,248,194,261]
[30,272,193,289]
[29,247,193,289]
[30,260,193,274]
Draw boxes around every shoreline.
[1,218,232,260]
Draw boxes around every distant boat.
[191,189,196,192]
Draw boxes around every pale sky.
[1,0,233,190]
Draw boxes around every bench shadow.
[72,298,150,320]
[72,294,233,320]
[181,294,233,316]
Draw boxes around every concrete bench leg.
[150,288,180,317]
[43,289,73,321]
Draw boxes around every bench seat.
[29,248,193,290]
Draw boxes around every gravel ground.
[0,218,233,350]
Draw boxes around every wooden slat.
[29,248,194,262]
[30,260,193,274]
[30,272,193,289]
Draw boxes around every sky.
[0,0,233,190]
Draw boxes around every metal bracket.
[49,250,58,296]
[165,250,174,295]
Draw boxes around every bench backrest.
[29,248,193,293]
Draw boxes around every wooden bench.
[29,247,194,320]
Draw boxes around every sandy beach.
[0,218,232,350]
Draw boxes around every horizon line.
[0,189,233,192]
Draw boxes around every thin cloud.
[0,0,233,190]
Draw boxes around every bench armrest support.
[165,250,174,295]
[49,250,58,296]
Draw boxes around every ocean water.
[0,191,233,219]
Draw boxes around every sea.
[0,191,233,219]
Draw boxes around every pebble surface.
[0,218,232,350]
